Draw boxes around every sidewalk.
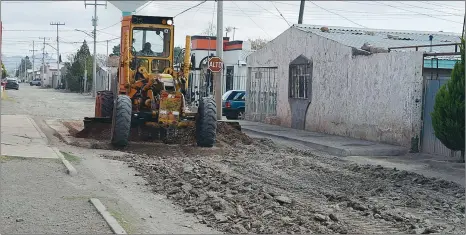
[239,120,408,156]
[0,115,112,234]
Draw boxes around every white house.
[245,24,461,152]
[188,35,254,96]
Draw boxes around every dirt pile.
[100,137,466,234]
[62,120,253,147]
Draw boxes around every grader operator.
[84,15,217,148]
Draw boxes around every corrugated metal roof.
[293,24,461,54]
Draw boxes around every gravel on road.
[100,126,465,234]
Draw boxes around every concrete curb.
[89,198,127,234]
[52,147,78,176]
[28,116,47,139]
[241,127,407,157]
[44,119,94,149]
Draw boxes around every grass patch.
[60,151,81,163]
[108,209,135,234]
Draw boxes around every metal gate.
[246,67,278,122]
[421,75,462,158]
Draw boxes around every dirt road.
[3,85,465,234]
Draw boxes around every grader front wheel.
[196,97,217,147]
[111,95,132,147]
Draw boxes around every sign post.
[208,56,223,120]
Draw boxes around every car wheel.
[237,110,245,120]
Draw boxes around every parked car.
[30,79,41,86]
[5,78,19,90]
[222,90,246,120]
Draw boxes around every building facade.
[246,24,461,150]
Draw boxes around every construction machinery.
[83,15,217,147]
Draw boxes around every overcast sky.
[1,1,465,61]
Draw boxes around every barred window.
[288,55,312,99]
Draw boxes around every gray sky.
[1,1,464,62]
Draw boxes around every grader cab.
[85,15,217,147]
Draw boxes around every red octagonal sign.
[208,57,223,73]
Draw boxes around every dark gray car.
[6,78,19,90]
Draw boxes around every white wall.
[247,27,424,147]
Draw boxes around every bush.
[431,38,465,162]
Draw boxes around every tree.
[248,38,268,50]
[2,63,7,79]
[110,44,120,56]
[174,46,183,64]
[65,40,93,92]
[15,56,32,77]
[431,38,465,162]
[200,21,216,36]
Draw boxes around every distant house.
[246,24,461,156]
[188,35,254,98]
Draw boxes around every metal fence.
[246,67,278,122]
[186,70,247,106]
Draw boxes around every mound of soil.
[62,120,254,147]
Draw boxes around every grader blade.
[76,117,112,138]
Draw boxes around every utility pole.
[215,0,223,120]
[39,37,49,87]
[232,27,238,41]
[298,0,305,24]
[29,41,38,82]
[85,0,107,97]
[51,22,65,88]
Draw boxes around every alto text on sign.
[208,57,223,73]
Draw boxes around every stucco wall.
[246,27,424,147]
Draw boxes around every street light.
[75,29,94,38]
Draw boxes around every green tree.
[65,40,93,92]
[174,46,183,64]
[431,38,465,162]
[2,63,7,79]
[15,56,32,77]
[110,44,120,56]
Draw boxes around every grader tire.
[111,95,132,147]
[99,91,114,117]
[196,97,217,147]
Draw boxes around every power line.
[174,0,207,18]
[308,1,367,28]
[420,1,464,12]
[232,1,271,38]
[271,1,291,26]
[394,1,462,16]
[374,1,463,24]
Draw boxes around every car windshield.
[132,28,170,57]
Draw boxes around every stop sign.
[208,57,223,73]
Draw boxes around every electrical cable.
[308,1,367,28]
[271,1,291,26]
[374,1,463,24]
[232,1,271,38]
[420,1,463,12]
[174,1,207,18]
[394,1,462,16]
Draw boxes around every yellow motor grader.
[83,15,217,147]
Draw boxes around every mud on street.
[65,121,465,234]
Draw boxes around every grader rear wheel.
[98,91,114,118]
[111,95,132,147]
[196,97,217,147]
